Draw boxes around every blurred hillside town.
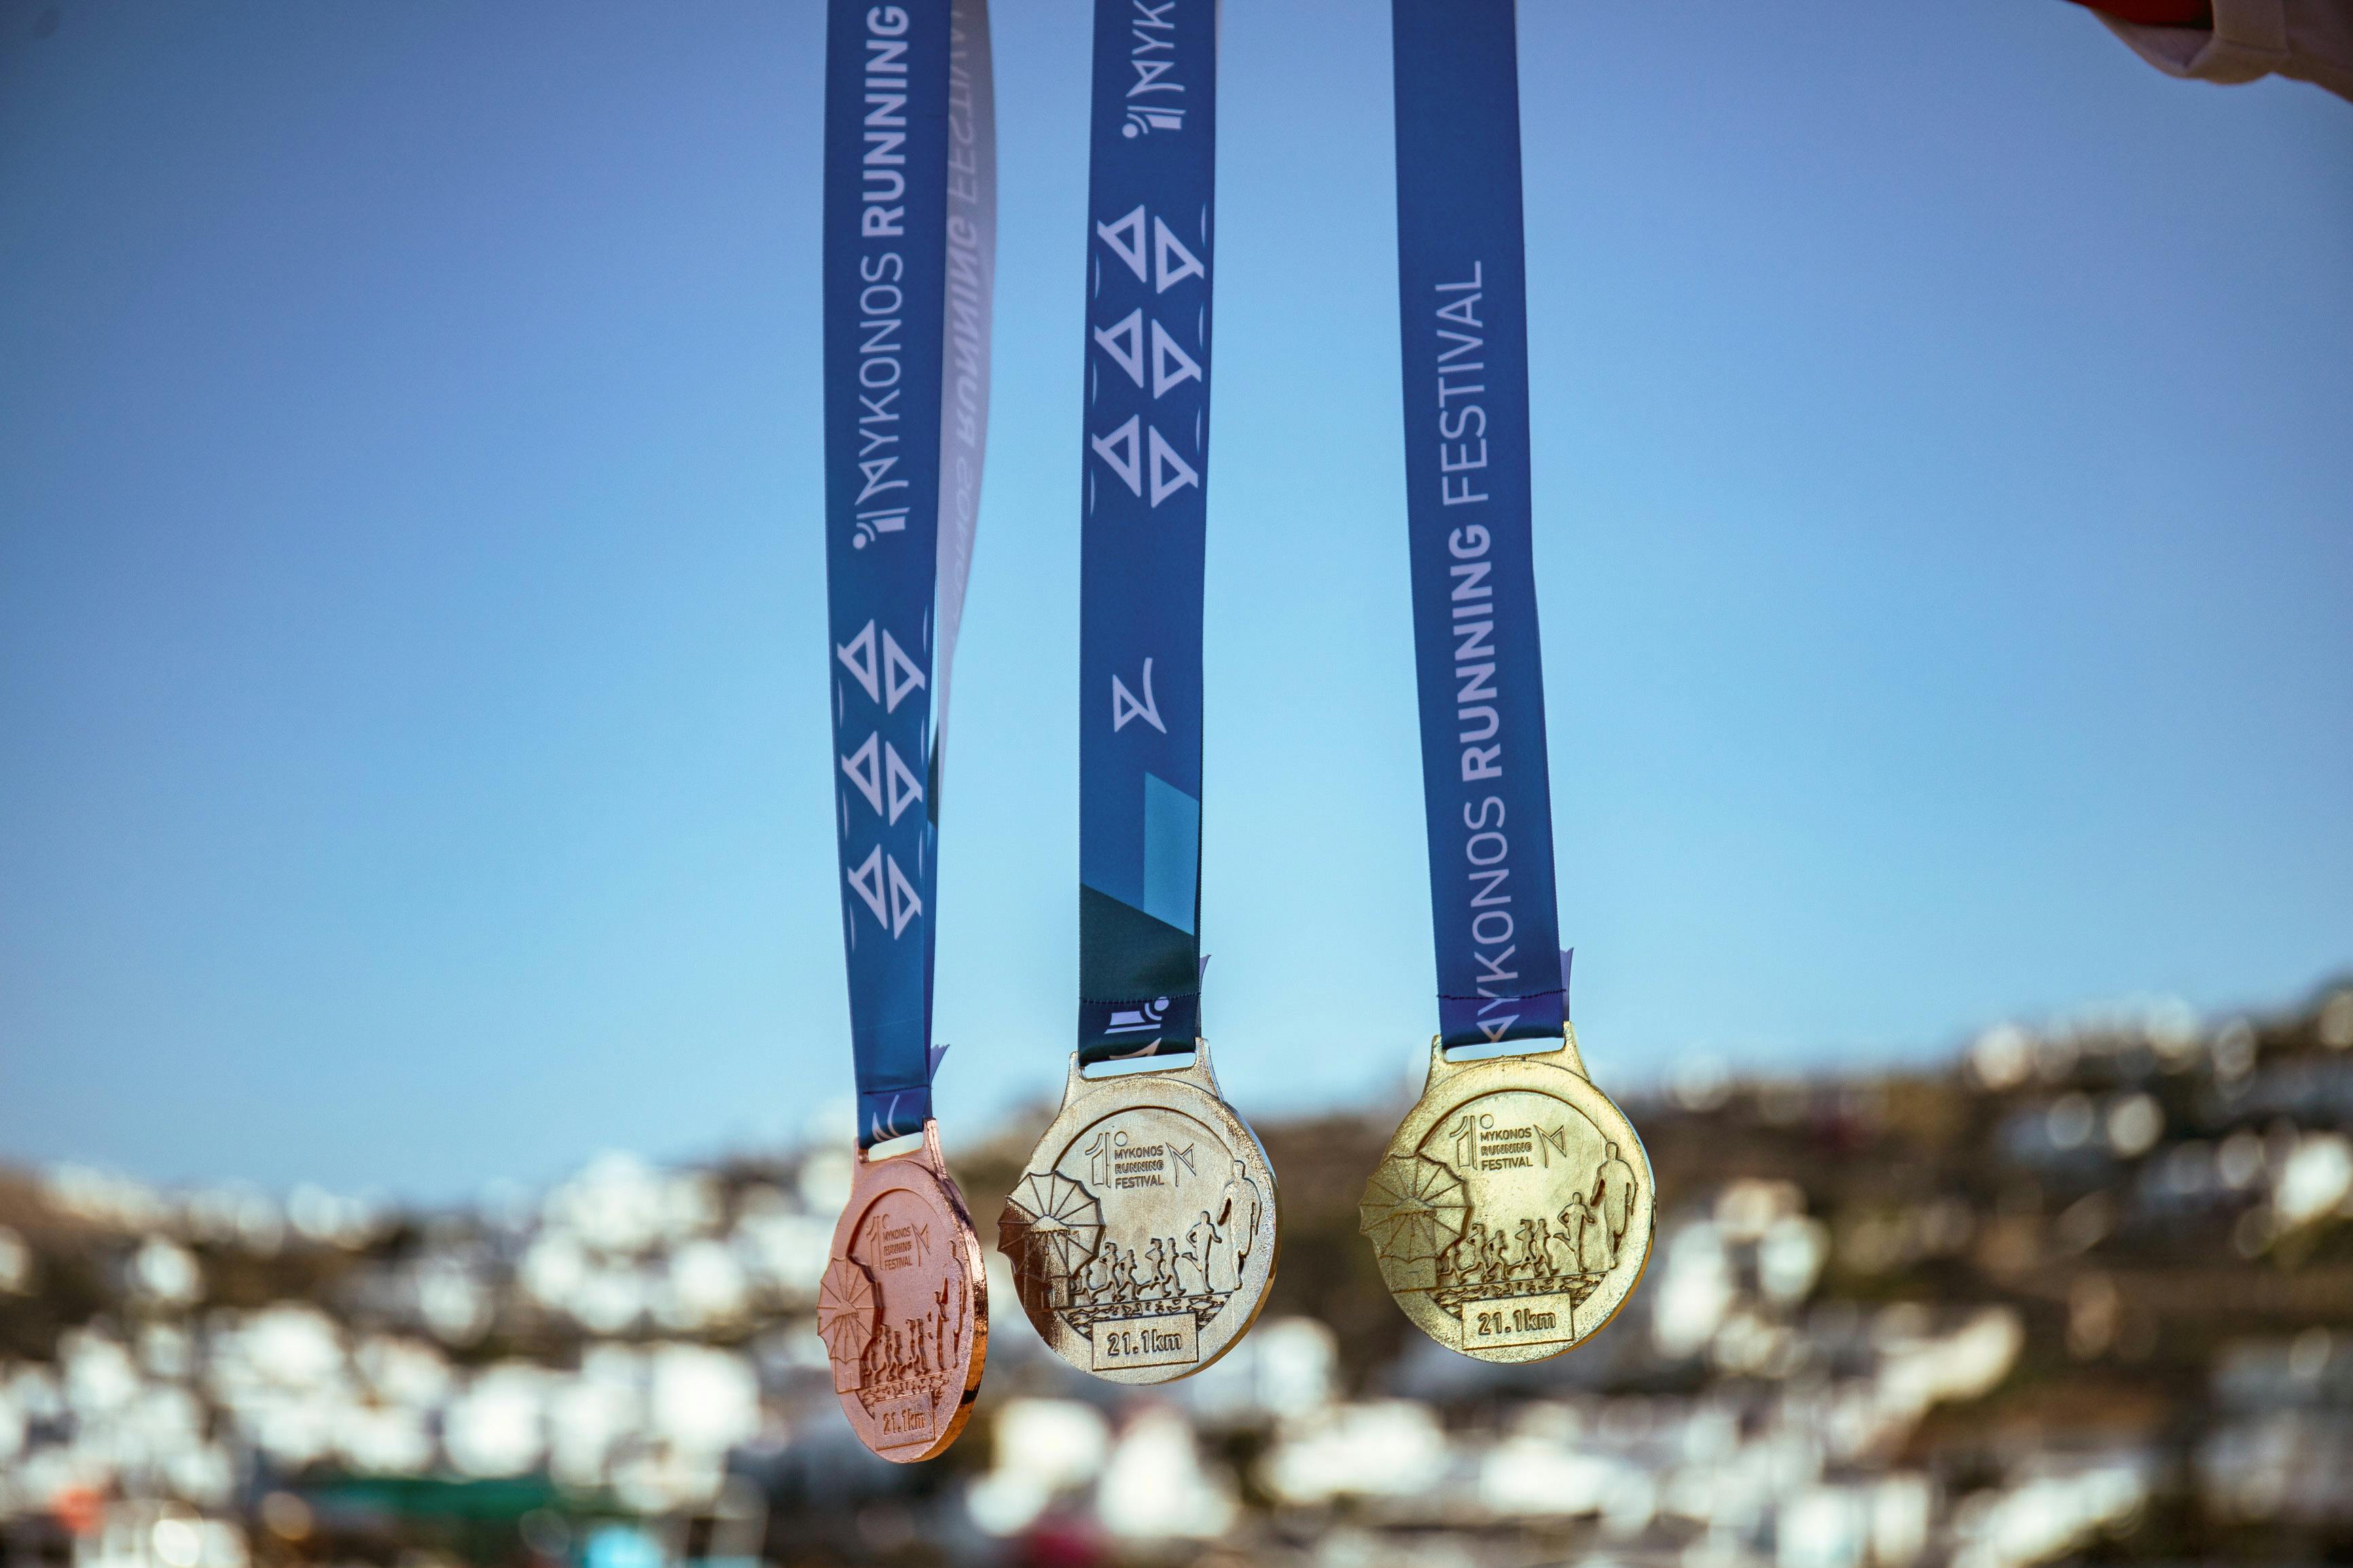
[4,980,2351,1568]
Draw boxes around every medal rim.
[825,1120,990,1463]
[999,1040,1282,1386]
[1367,1027,1655,1364]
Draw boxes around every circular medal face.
[999,1044,1278,1384]
[1361,1032,1653,1364]
[823,1125,988,1461]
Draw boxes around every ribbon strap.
[1392,0,1568,1048]
[822,0,995,1144]
[1076,0,1217,1061]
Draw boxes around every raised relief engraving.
[1090,1311,1198,1370]
[999,1046,1278,1383]
[1460,1291,1578,1349]
[816,1256,879,1391]
[1361,1036,1653,1364]
[872,1393,935,1441]
[1003,1112,1249,1342]
[829,1202,963,1414]
[822,1125,987,1461]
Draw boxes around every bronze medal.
[819,1122,988,1461]
[999,1043,1278,1384]
[1361,1028,1652,1362]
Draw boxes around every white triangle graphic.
[1094,308,1145,387]
[884,742,925,825]
[881,630,927,713]
[1091,414,1143,496]
[1111,657,1167,734]
[886,854,923,938]
[840,733,883,814]
[1149,318,1200,397]
[1147,425,1200,507]
[1153,217,1205,293]
[836,621,880,703]
[846,844,888,926]
[1096,205,1148,281]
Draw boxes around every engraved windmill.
[999,1171,1104,1314]
[1359,1154,1470,1292]
[816,1256,880,1393]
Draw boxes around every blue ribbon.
[1075,0,1217,1062]
[1392,0,1568,1049]
[823,0,994,1144]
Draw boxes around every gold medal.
[1361,1027,1651,1362]
[819,1122,988,1461]
[999,1042,1278,1383]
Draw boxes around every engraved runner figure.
[1540,1216,1575,1278]
[1513,1219,1543,1283]
[1138,1239,1168,1301]
[1210,1157,1261,1294]
[1096,1247,1119,1305]
[1593,1141,1638,1269]
[1109,1245,1138,1304]
[1449,1222,1473,1288]
[1182,1211,1217,1296]
[1556,1194,1591,1275]
[1574,1190,1609,1273]
[1448,1224,1483,1288]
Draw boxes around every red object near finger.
[2068,0,2215,25]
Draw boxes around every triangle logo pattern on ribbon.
[1098,205,1149,281]
[836,621,880,704]
[1095,309,1145,388]
[882,629,926,712]
[845,843,924,940]
[840,733,884,814]
[1149,319,1200,397]
[1111,657,1166,734]
[1146,426,1199,506]
[1153,217,1204,293]
[846,844,888,926]
[883,740,925,824]
[1092,414,1143,496]
[884,854,923,937]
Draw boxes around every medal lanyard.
[1392,0,1568,1050]
[1076,0,1217,1061]
[823,0,995,1146]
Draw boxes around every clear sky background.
[2,2,2348,1201]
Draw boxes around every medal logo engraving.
[1000,1044,1278,1384]
[1363,1030,1653,1364]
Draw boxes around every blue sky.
[2,2,2348,1200]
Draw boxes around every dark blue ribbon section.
[1393,0,1568,1048]
[823,0,993,1142]
[1075,0,1216,1062]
